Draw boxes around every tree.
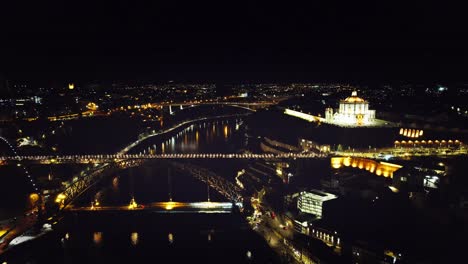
[337,144,343,152]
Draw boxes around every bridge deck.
[67,202,240,214]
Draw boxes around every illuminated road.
[250,208,313,264]
[67,201,241,214]
[0,212,37,254]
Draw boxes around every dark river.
[1,116,281,264]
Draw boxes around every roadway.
[0,211,37,254]
[248,198,315,264]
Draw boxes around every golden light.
[331,158,342,169]
[93,232,103,245]
[224,125,229,138]
[68,83,74,90]
[131,232,139,246]
[128,197,138,209]
[358,162,364,169]
[86,102,99,111]
[30,193,39,201]
[343,157,351,166]
[55,193,66,203]
[330,157,401,178]
[276,168,283,176]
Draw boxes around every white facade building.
[325,91,376,126]
[297,189,337,218]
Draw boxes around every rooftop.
[300,189,338,201]
[342,91,366,103]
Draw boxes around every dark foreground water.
[1,213,280,264]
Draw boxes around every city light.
[55,193,66,203]
[1,76,466,264]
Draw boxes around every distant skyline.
[2,2,468,83]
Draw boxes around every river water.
[1,116,282,263]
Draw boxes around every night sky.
[1,2,468,83]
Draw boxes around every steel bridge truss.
[170,161,243,204]
[60,158,242,208]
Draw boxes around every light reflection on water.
[133,118,245,155]
[131,232,139,246]
[93,232,103,246]
[168,232,174,244]
[112,177,119,192]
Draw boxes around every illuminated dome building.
[325,91,376,126]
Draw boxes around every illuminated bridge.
[170,161,244,203]
[56,159,244,208]
[0,153,327,164]
[68,201,242,214]
[163,101,275,113]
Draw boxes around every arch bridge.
[56,159,244,209]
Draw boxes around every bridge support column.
[169,105,174,115]
[180,105,183,110]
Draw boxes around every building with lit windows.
[325,91,376,126]
[297,189,337,218]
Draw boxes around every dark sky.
[1,1,468,83]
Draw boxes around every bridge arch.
[0,136,39,193]
[166,103,258,114]
[59,159,243,208]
